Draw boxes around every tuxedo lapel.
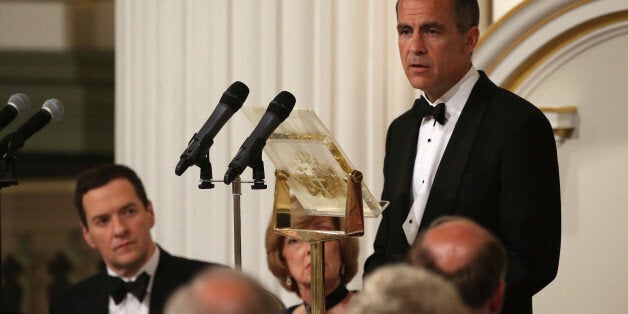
[420,71,496,228]
[80,272,110,314]
[149,248,173,314]
[387,104,422,220]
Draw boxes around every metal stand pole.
[1,153,20,312]
[196,151,265,271]
[231,176,242,271]
[310,241,325,314]
[1,191,3,312]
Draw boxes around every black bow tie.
[414,96,447,125]
[106,272,150,304]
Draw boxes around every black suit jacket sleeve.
[498,109,561,310]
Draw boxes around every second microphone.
[224,91,296,184]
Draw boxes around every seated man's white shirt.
[107,245,160,314]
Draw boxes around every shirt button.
[409,220,413,224]
[428,138,432,143]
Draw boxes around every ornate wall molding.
[474,0,628,142]
[475,0,628,95]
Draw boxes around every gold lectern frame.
[242,107,388,314]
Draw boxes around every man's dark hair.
[408,216,507,309]
[396,0,479,33]
[74,164,149,227]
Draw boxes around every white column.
[116,0,408,303]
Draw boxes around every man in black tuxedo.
[50,164,221,314]
[364,0,561,313]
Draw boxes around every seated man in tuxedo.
[50,164,221,314]
[408,216,507,314]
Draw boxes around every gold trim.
[272,169,364,242]
[482,0,596,75]
[345,170,364,237]
[478,0,533,49]
[272,170,292,229]
[538,106,578,113]
[269,133,327,141]
[504,11,628,90]
[553,128,574,138]
[310,242,325,314]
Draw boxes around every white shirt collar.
[106,244,160,293]
[106,245,160,313]
[420,65,480,118]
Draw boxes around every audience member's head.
[265,196,359,298]
[75,163,149,227]
[408,216,507,313]
[165,267,283,314]
[75,163,156,278]
[349,264,468,314]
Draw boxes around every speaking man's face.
[397,0,478,101]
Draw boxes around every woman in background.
[265,197,359,314]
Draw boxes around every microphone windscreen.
[43,99,65,121]
[267,91,296,121]
[220,81,250,109]
[8,93,31,114]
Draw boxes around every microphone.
[0,93,31,131]
[223,91,296,184]
[175,81,249,176]
[0,99,64,158]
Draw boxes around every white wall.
[475,0,628,311]
[527,33,628,313]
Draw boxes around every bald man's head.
[165,268,283,314]
[409,216,507,312]
[423,219,493,273]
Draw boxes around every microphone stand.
[0,147,20,312]
[197,154,215,189]
[193,153,267,271]
[0,153,18,189]
[231,177,242,270]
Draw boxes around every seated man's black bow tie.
[414,96,447,125]
[106,272,150,304]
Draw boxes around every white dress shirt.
[402,66,480,244]
[107,245,160,314]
